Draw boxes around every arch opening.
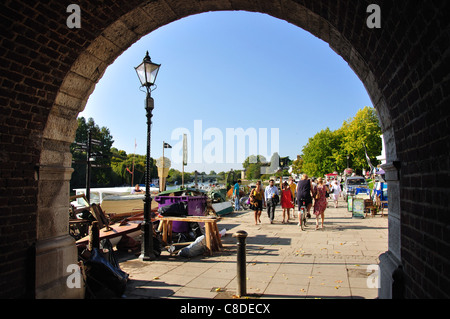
[37,1,401,299]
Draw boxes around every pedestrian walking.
[264,179,279,224]
[296,174,313,227]
[250,181,265,225]
[330,180,341,208]
[281,181,294,223]
[313,177,329,230]
[233,180,241,211]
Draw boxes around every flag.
[126,167,133,174]
[163,142,172,148]
[363,143,375,173]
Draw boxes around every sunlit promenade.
[120,200,388,299]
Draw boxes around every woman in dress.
[250,181,265,225]
[313,177,329,230]
[281,181,294,223]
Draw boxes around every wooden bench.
[157,216,223,255]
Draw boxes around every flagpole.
[162,141,165,192]
[131,138,136,187]
[182,134,187,189]
[363,142,375,174]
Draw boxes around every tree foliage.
[338,106,382,171]
[70,117,114,189]
[70,117,157,191]
[300,106,382,177]
[291,156,304,175]
[243,155,267,180]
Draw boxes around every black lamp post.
[135,51,161,261]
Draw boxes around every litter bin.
[154,196,207,233]
[347,196,353,212]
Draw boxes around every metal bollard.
[233,230,248,297]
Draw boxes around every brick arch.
[44,2,398,298]
[2,1,449,299]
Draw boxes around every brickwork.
[0,0,449,298]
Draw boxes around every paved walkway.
[119,200,388,299]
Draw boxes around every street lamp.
[135,51,161,261]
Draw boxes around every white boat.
[72,186,159,207]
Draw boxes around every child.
[281,182,294,223]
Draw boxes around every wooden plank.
[213,222,223,249]
[76,221,141,245]
[162,220,168,244]
[204,222,212,255]
[156,216,219,222]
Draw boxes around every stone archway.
[1,1,448,299]
[39,1,400,299]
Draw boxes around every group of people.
[234,175,342,230]
[291,174,341,230]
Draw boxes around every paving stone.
[121,202,388,299]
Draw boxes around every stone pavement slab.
[119,200,388,299]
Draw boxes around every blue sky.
[79,11,373,173]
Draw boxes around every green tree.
[243,155,266,180]
[70,117,114,189]
[70,117,159,190]
[111,153,151,186]
[301,128,339,177]
[291,156,304,175]
[299,106,382,177]
[338,106,382,173]
[167,168,183,185]
[217,171,226,183]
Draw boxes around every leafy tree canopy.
[300,106,382,177]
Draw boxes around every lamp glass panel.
[135,62,160,86]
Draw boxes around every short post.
[88,221,99,251]
[233,230,248,297]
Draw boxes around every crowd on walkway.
[232,175,342,230]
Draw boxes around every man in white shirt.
[265,179,279,224]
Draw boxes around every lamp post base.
[139,216,156,261]
[139,253,156,262]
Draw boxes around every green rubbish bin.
[352,198,365,218]
[347,196,353,212]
